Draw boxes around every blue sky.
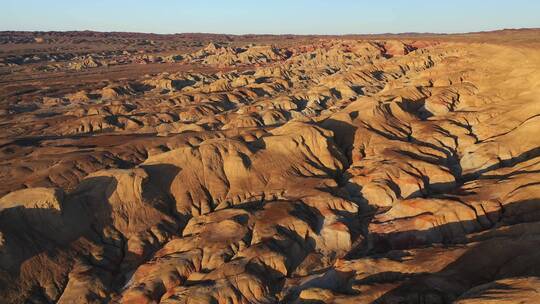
[2,0,539,34]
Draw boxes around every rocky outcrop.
[1,32,540,303]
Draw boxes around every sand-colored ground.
[0,29,540,303]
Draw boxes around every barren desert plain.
[1,28,540,303]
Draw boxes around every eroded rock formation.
[1,30,540,303]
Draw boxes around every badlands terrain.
[0,29,540,303]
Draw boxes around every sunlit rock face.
[1,30,540,303]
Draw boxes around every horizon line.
[1,26,539,37]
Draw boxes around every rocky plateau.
[0,29,540,303]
